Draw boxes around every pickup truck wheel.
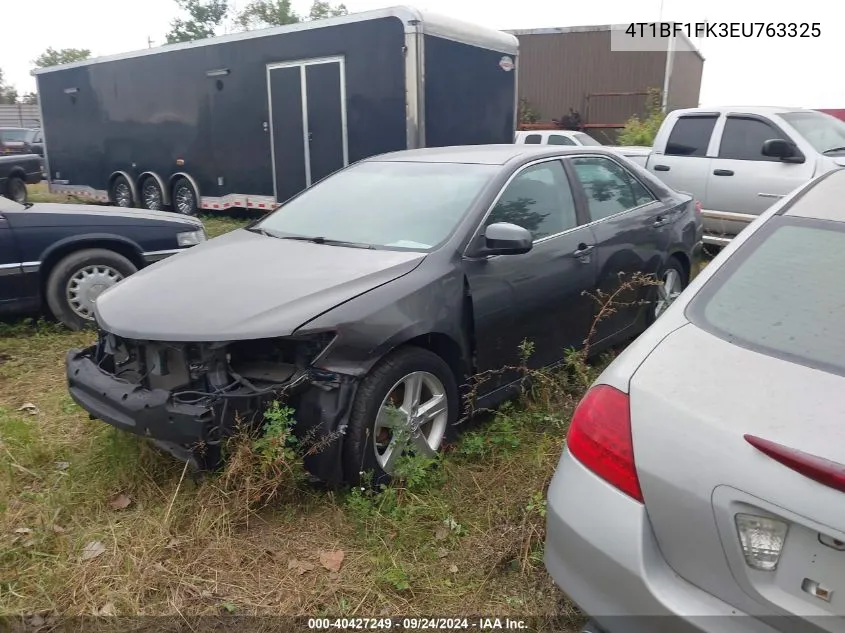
[5,176,27,204]
[109,175,134,208]
[140,177,164,211]
[342,347,459,487]
[650,256,687,323]
[45,249,137,330]
[172,177,198,215]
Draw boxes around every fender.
[109,170,139,204]
[138,171,170,206]
[38,233,145,274]
[169,171,201,200]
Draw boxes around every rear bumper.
[544,449,779,633]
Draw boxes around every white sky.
[0,0,842,107]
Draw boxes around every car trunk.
[629,323,845,629]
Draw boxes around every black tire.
[171,177,198,216]
[5,176,27,204]
[45,249,138,330]
[342,346,459,486]
[140,177,164,211]
[648,255,687,325]
[109,175,134,208]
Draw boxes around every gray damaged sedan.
[66,145,701,485]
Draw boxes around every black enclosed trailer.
[33,7,518,214]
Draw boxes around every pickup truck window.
[486,160,577,240]
[665,116,718,157]
[523,134,542,144]
[572,156,655,221]
[719,117,784,162]
[548,134,576,146]
[780,111,845,155]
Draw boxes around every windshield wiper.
[244,225,275,237]
[280,235,376,249]
[823,146,845,155]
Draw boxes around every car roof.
[366,144,619,165]
[673,106,817,117]
[781,168,845,223]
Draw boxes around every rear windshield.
[0,129,30,142]
[687,216,845,376]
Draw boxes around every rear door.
[0,214,22,307]
[707,114,815,219]
[648,114,718,205]
[568,154,670,344]
[630,216,845,629]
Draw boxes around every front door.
[0,215,22,309]
[267,57,348,203]
[463,158,598,393]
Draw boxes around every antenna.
[147,36,154,48]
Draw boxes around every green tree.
[308,0,347,19]
[617,88,665,146]
[20,92,38,105]
[518,97,539,125]
[0,69,18,104]
[236,0,347,29]
[32,47,91,69]
[166,0,229,43]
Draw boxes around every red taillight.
[567,384,643,502]
[745,435,845,494]
[694,200,702,215]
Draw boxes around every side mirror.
[479,222,533,256]
[762,138,804,163]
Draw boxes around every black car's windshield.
[0,129,30,143]
[780,111,845,155]
[256,161,497,251]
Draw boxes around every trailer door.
[267,57,348,203]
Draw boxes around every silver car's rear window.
[687,216,845,376]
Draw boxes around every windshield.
[256,161,497,251]
[780,111,845,155]
[0,129,31,143]
[687,217,845,376]
[574,133,602,146]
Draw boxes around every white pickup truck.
[643,106,845,246]
[514,129,652,166]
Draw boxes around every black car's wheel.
[5,176,27,204]
[650,256,687,323]
[140,177,164,211]
[342,346,459,486]
[45,249,137,330]
[109,175,134,208]
[171,177,198,216]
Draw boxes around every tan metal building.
[508,24,704,142]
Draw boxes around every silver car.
[545,167,845,633]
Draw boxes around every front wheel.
[342,347,459,486]
[45,249,138,330]
[5,176,27,204]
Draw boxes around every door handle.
[572,244,594,260]
[654,164,670,172]
[652,215,670,227]
[713,169,734,176]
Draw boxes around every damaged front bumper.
[66,332,358,484]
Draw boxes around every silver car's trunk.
[630,323,845,629]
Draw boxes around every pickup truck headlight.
[176,229,207,247]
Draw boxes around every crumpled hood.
[95,229,427,341]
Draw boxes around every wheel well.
[402,333,467,384]
[39,240,145,295]
[669,251,691,283]
[7,167,25,179]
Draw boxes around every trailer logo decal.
[499,56,514,72]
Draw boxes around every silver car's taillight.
[735,513,789,571]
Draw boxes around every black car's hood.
[94,229,427,341]
[13,203,204,227]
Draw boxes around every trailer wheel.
[172,177,198,216]
[5,176,27,204]
[109,175,134,208]
[140,177,164,211]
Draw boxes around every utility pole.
[147,36,154,48]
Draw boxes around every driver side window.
[485,161,577,241]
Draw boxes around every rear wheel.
[109,175,134,208]
[342,347,459,486]
[651,256,687,322]
[45,249,137,330]
[5,176,27,204]
[140,177,164,211]
[171,177,198,216]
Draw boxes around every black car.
[66,145,703,485]
[0,154,44,203]
[0,196,207,329]
[0,127,42,156]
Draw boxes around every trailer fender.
[168,172,200,205]
[138,172,170,206]
[108,171,139,206]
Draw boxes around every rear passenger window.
[548,134,576,146]
[524,134,542,144]
[665,116,718,157]
[572,156,655,221]
[486,160,578,240]
[719,117,784,161]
